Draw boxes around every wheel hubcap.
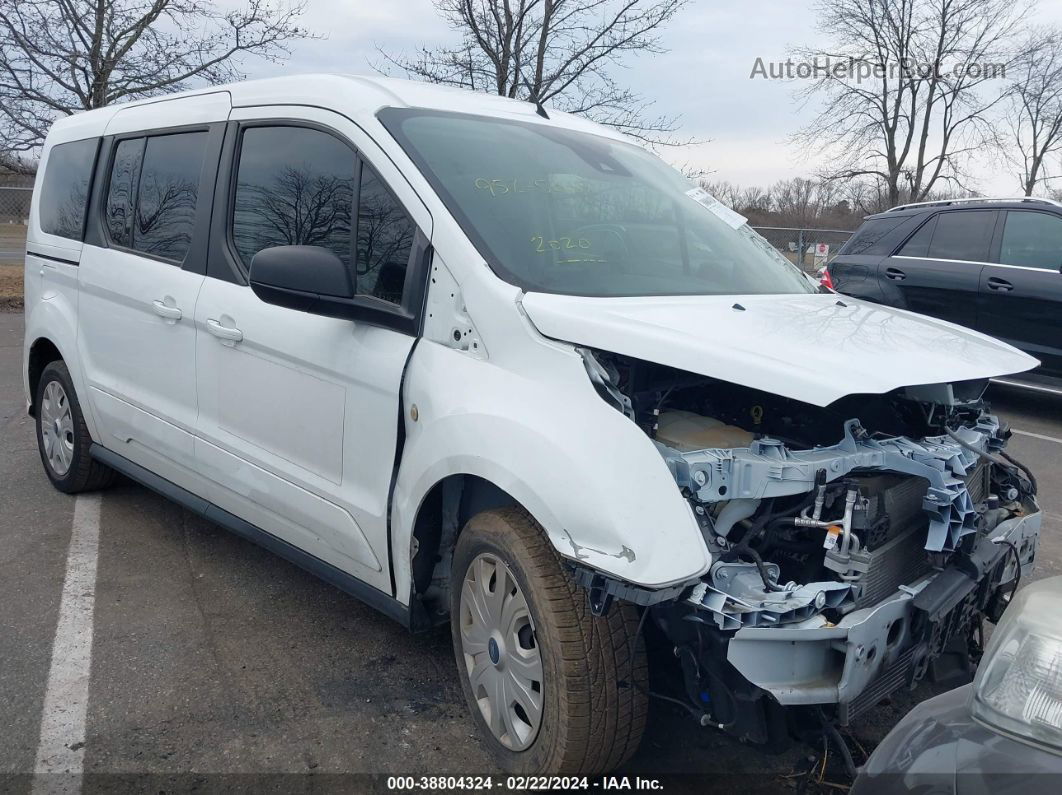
[459,553,544,751]
[40,381,74,477]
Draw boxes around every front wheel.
[450,507,647,774]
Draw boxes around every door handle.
[987,277,1013,292]
[885,267,907,281]
[152,299,182,320]
[206,318,243,343]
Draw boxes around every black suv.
[828,197,1062,380]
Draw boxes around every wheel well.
[409,474,520,624]
[27,338,63,416]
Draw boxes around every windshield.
[380,108,815,297]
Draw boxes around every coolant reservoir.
[656,410,755,451]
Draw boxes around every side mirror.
[249,245,354,315]
[248,240,426,335]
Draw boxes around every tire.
[450,506,647,774]
[35,360,116,494]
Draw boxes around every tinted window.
[999,211,1062,270]
[232,126,355,270]
[382,109,814,298]
[133,132,207,261]
[106,138,144,248]
[898,216,936,258]
[39,139,99,241]
[840,216,907,255]
[927,210,995,262]
[356,165,416,304]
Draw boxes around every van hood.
[520,292,1038,407]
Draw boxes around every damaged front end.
[576,349,1041,747]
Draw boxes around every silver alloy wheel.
[40,380,75,477]
[459,552,544,751]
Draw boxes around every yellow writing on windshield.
[531,235,592,252]
[474,177,591,196]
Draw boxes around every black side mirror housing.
[249,245,354,314]
[247,237,428,336]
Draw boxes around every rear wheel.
[35,361,115,493]
[450,507,647,774]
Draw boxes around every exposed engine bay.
[577,348,1041,746]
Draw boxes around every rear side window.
[106,139,143,247]
[134,133,208,261]
[231,126,355,270]
[927,210,995,262]
[356,164,416,304]
[105,131,208,262]
[39,138,99,241]
[999,211,1062,270]
[839,216,907,255]
[898,216,936,258]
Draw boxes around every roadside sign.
[813,242,829,265]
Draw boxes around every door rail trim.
[89,443,412,628]
[892,255,1054,273]
[26,249,80,266]
[991,378,1062,396]
[977,262,1058,274]
[891,255,994,267]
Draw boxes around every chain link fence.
[0,186,31,222]
[751,226,855,273]
[0,187,31,267]
[0,187,29,307]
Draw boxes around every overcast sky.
[239,0,1062,196]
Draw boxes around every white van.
[23,74,1042,774]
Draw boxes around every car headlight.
[970,576,1062,753]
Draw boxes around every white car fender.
[22,268,102,441]
[390,338,711,600]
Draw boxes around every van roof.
[45,73,619,145]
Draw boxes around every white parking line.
[1012,428,1062,446]
[32,494,101,794]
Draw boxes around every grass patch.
[0,264,24,311]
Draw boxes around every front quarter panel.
[391,338,711,599]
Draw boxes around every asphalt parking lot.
[2,307,1060,791]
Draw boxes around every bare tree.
[378,0,690,145]
[793,0,1026,206]
[1002,28,1062,195]
[233,166,352,263]
[773,177,822,227]
[736,185,773,215]
[0,0,313,171]
[703,170,987,228]
[702,180,742,208]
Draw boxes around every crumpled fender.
[390,339,711,600]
